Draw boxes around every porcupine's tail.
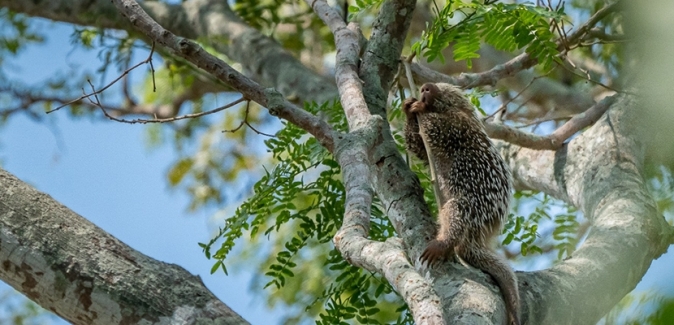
[458,244,520,325]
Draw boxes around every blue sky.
[1,10,673,325]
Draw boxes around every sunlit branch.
[109,0,336,152]
[306,0,370,130]
[484,94,618,150]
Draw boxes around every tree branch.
[333,117,444,325]
[107,0,336,152]
[307,0,370,130]
[483,94,618,150]
[313,3,444,322]
[411,52,539,89]
[0,169,249,325]
[565,0,623,48]
[496,94,672,324]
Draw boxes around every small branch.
[410,52,539,89]
[548,94,617,145]
[402,60,443,212]
[223,101,275,137]
[484,94,618,150]
[48,42,156,113]
[402,60,418,98]
[110,0,336,152]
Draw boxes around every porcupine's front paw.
[402,97,417,116]
[403,97,427,116]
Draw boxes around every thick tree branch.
[310,0,435,254]
[333,117,444,325]
[0,169,248,325]
[307,0,370,130]
[313,3,444,321]
[484,94,618,150]
[105,0,336,152]
[495,94,672,324]
[360,0,417,118]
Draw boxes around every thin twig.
[245,121,275,137]
[97,92,246,124]
[221,100,275,137]
[48,42,156,113]
[403,59,443,211]
[556,61,626,93]
[515,115,572,128]
[486,72,551,120]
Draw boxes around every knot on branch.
[178,38,198,55]
[263,88,284,116]
[335,115,386,162]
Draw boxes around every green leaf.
[210,260,223,274]
[167,158,194,186]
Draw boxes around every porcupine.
[403,83,520,325]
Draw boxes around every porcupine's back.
[405,85,511,243]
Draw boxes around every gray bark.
[498,94,672,324]
[0,170,248,325]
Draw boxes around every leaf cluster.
[200,101,343,277]
[412,1,565,69]
[233,0,303,30]
[314,250,408,325]
[0,9,44,58]
[505,191,582,260]
[348,0,384,20]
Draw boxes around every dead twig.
[48,42,157,113]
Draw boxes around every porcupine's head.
[408,83,476,117]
